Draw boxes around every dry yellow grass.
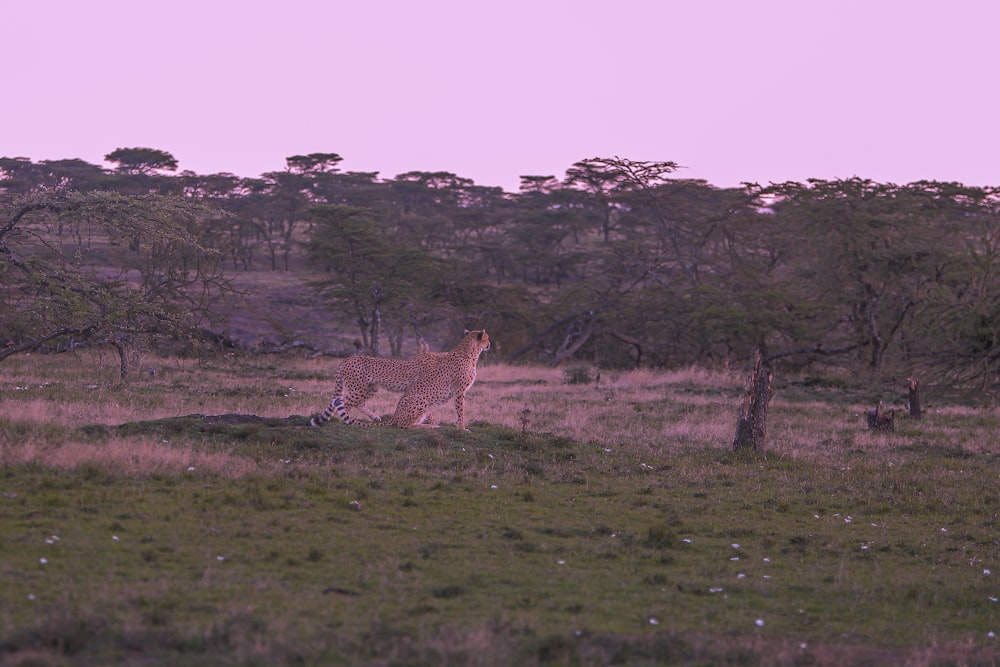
[4,350,1000,474]
[468,363,737,447]
[0,435,260,476]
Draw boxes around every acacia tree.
[545,159,758,366]
[0,191,233,377]
[755,178,986,378]
[248,154,348,271]
[104,148,179,175]
[905,183,1000,386]
[286,153,343,175]
[564,157,679,243]
[0,157,106,194]
[306,204,447,356]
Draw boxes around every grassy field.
[1,350,999,666]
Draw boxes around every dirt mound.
[198,414,301,426]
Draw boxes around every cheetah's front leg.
[454,393,469,431]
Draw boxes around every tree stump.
[907,377,922,420]
[866,402,895,432]
[733,349,773,453]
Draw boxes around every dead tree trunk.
[907,377,921,420]
[733,349,773,453]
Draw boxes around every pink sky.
[5,1,999,192]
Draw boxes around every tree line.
[2,148,999,387]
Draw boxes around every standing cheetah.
[309,338,438,427]
[331,330,490,430]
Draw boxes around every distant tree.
[0,191,233,377]
[286,153,343,174]
[242,154,360,271]
[104,147,179,175]
[903,183,1000,385]
[757,178,982,378]
[306,204,446,356]
[0,157,54,193]
[564,157,679,243]
[519,175,560,194]
[174,172,261,270]
[0,157,107,194]
[394,171,474,191]
[383,172,473,249]
[255,171,315,270]
[40,158,107,191]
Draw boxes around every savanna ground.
[0,349,998,666]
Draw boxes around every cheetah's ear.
[464,329,470,335]
[477,331,486,341]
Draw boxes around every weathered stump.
[866,402,895,432]
[733,349,773,453]
[907,377,922,420]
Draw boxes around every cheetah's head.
[464,329,490,351]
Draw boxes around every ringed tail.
[310,397,345,427]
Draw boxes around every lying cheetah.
[332,329,490,430]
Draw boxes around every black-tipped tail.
[331,396,355,424]
[311,396,355,427]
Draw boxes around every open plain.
[1,350,999,666]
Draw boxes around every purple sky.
[5,1,999,192]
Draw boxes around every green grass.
[1,355,999,665]
[2,421,999,665]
